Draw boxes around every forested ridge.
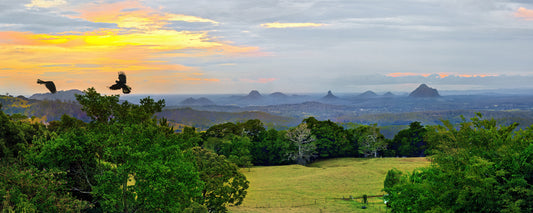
[1,89,532,212]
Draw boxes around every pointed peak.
[409,84,440,97]
[322,90,338,100]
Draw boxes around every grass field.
[228,157,430,213]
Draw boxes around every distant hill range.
[409,84,440,97]
[29,89,83,102]
[358,90,378,98]
[180,97,215,106]
[269,92,288,99]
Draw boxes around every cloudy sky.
[1,0,533,96]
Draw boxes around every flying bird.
[109,72,131,94]
[37,79,57,93]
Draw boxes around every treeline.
[190,116,429,167]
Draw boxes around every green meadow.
[229,157,430,213]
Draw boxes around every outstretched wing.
[118,72,127,84]
[109,83,122,90]
[37,79,56,93]
[46,81,57,93]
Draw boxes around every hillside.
[1,95,89,122]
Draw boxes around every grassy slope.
[229,157,429,213]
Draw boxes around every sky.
[1,0,533,96]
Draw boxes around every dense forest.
[1,88,532,212]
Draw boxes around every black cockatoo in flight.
[37,79,56,93]
[109,72,131,94]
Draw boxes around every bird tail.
[37,79,45,84]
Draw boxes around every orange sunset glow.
[0,0,260,94]
[386,73,497,78]
[515,7,533,20]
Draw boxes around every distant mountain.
[321,90,338,100]
[383,92,395,97]
[180,97,215,106]
[243,90,263,100]
[269,92,288,99]
[409,84,440,98]
[359,90,378,98]
[30,89,83,102]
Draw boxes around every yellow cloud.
[515,7,533,20]
[25,0,66,9]
[76,0,218,30]
[260,22,326,28]
[0,0,260,94]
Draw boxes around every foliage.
[188,147,249,212]
[388,121,427,157]
[0,106,48,160]
[0,162,89,212]
[286,123,317,165]
[25,89,206,212]
[250,128,292,166]
[385,114,533,212]
[304,117,356,158]
[219,135,253,168]
[383,168,403,191]
[74,87,165,124]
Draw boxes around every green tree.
[0,162,90,212]
[250,128,292,166]
[304,117,355,158]
[93,123,203,212]
[219,135,253,168]
[28,89,204,212]
[188,147,249,212]
[75,87,119,123]
[385,114,533,212]
[389,121,427,157]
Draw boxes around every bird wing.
[46,81,56,93]
[109,83,122,90]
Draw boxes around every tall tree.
[304,117,354,158]
[188,147,249,213]
[356,124,387,158]
[390,121,427,157]
[286,123,317,165]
